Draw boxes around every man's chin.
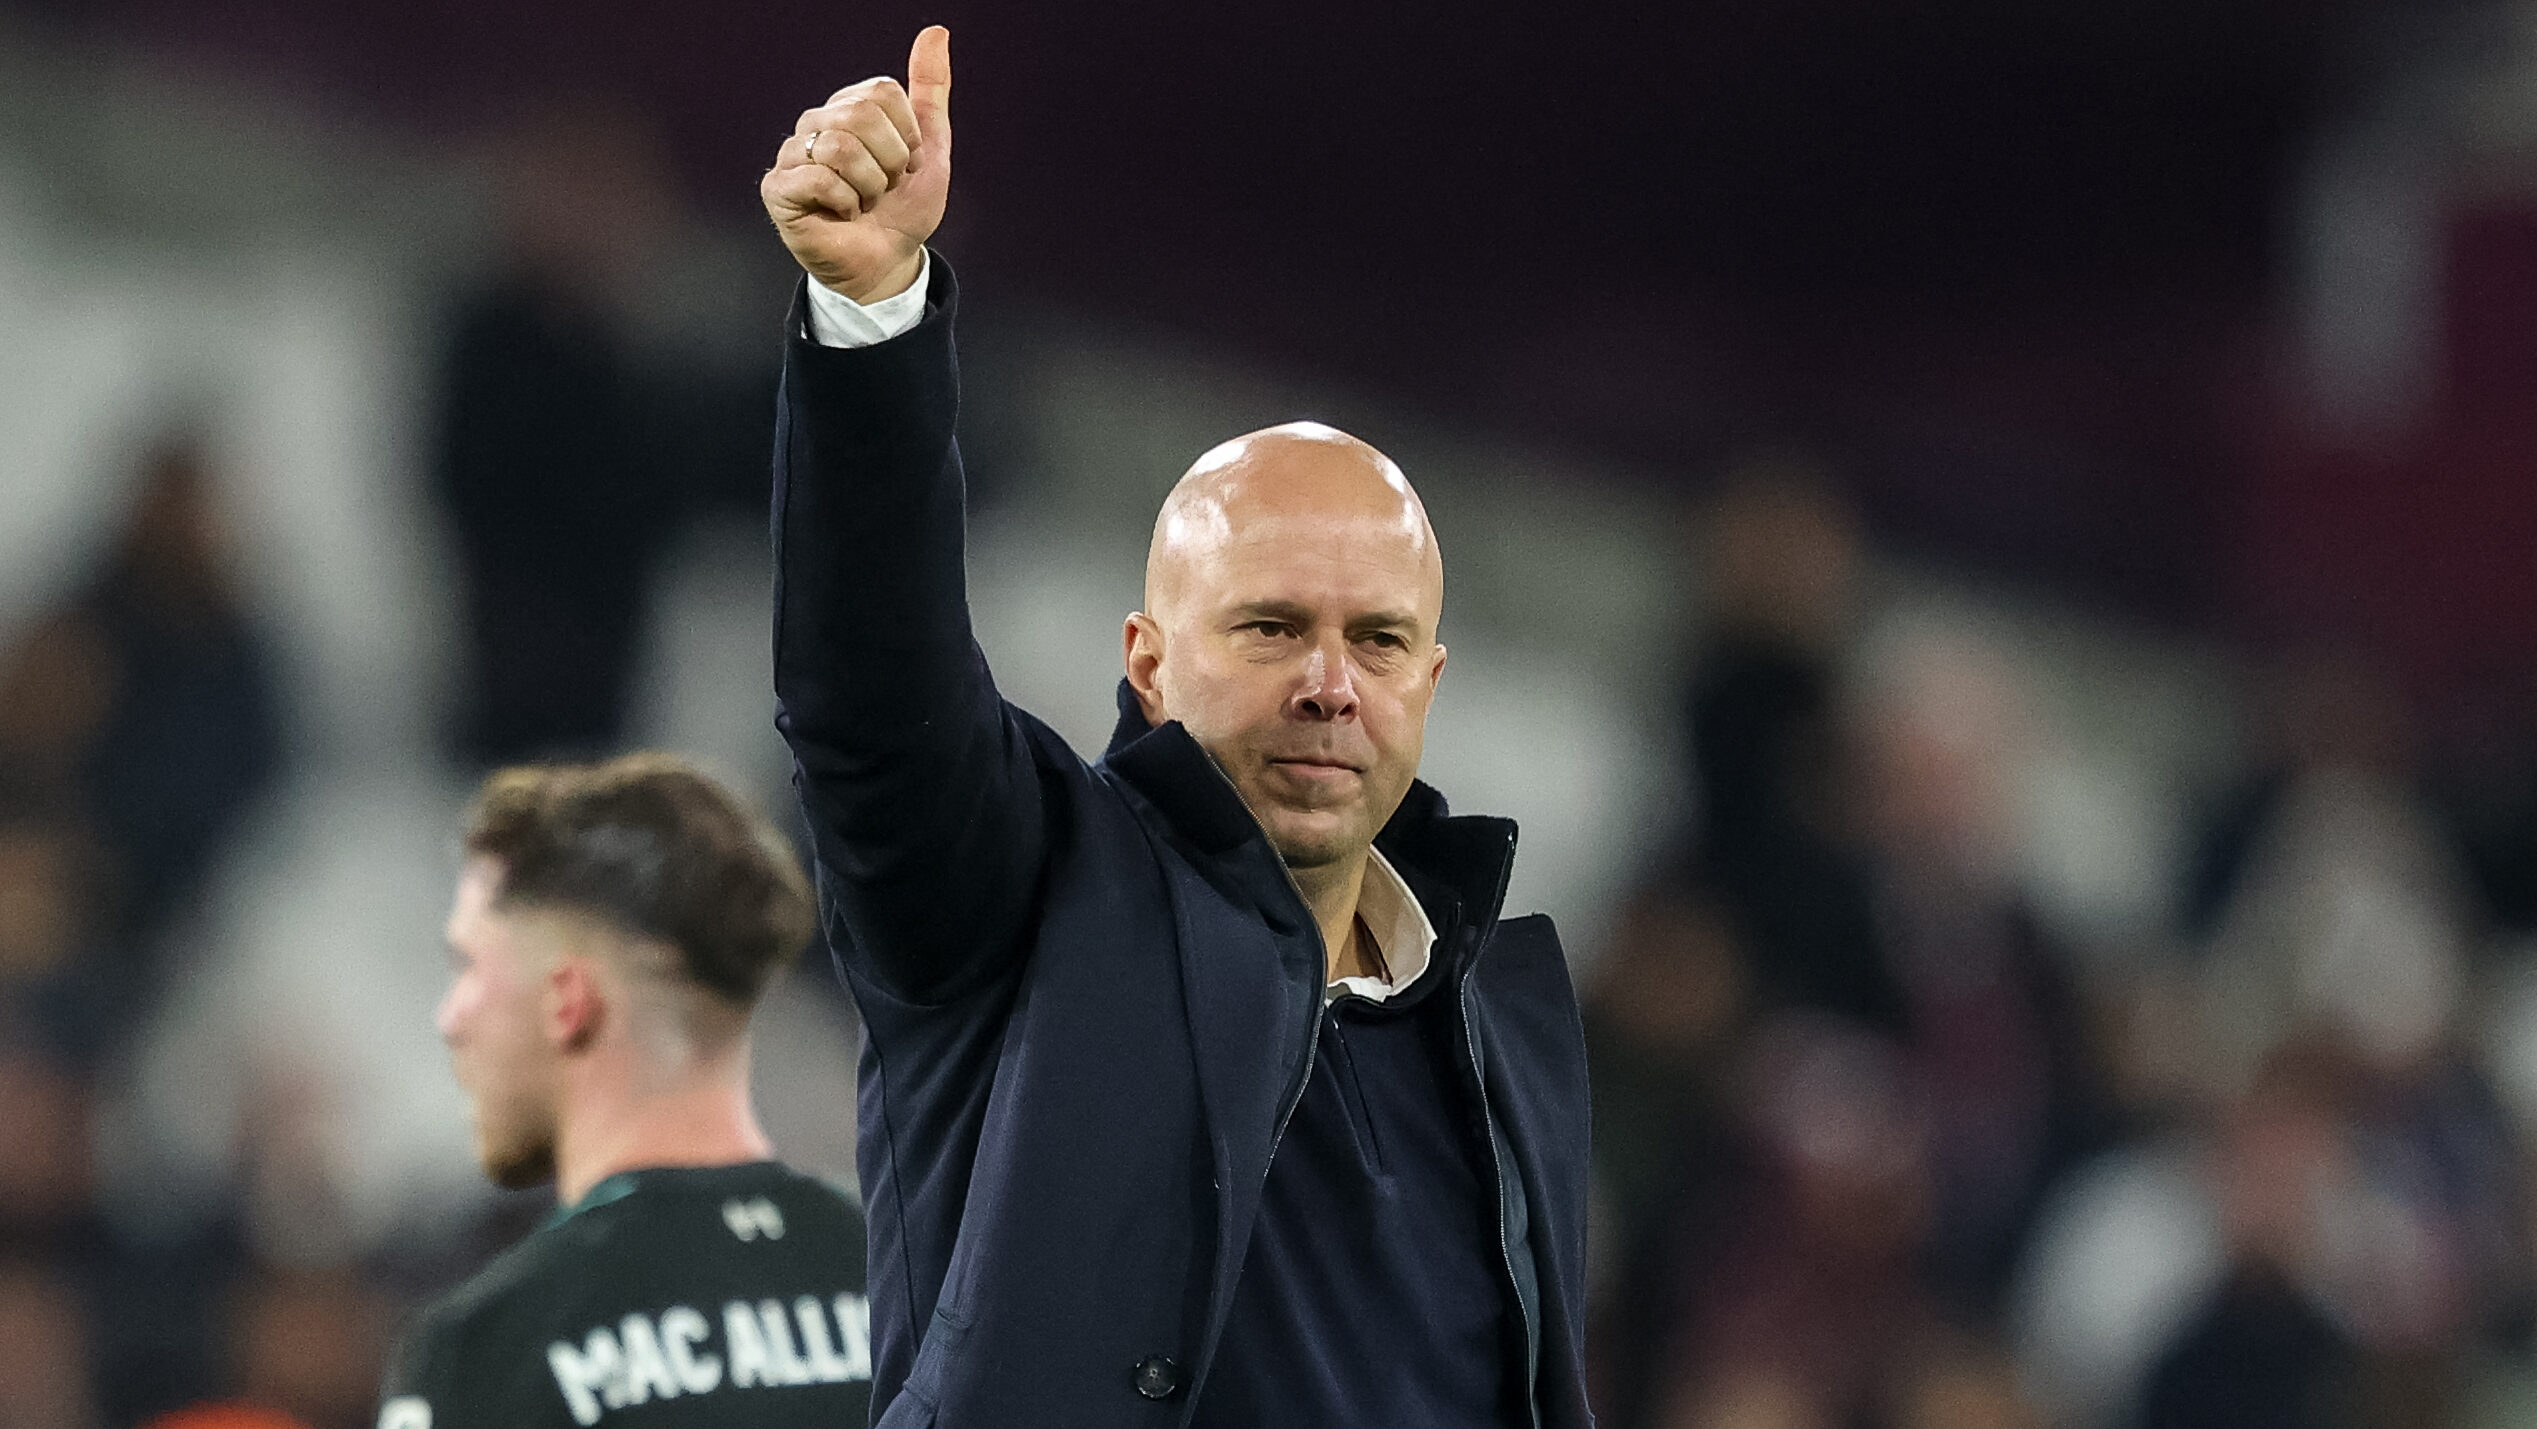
[479,1137,557,1192]
[1262,812,1369,872]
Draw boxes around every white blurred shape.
[98,771,487,1258]
[2010,1144,2224,1429]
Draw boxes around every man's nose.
[1291,640,1359,721]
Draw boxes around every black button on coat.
[1134,1356,1184,1401]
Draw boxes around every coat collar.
[1097,681,1519,942]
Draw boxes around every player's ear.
[545,957,605,1052]
[1124,614,1168,728]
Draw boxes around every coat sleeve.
[771,258,1049,1003]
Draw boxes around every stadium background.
[4,0,2537,1423]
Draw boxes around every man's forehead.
[1187,518,1438,600]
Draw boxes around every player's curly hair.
[462,753,815,1005]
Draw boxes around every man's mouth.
[1269,756,1362,773]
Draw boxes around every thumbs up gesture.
[761,26,952,303]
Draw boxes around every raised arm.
[763,29,1048,1003]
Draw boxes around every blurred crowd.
[0,431,389,1428]
[10,396,2537,1429]
[1580,473,2537,1429]
[0,113,785,1428]
[6,74,2537,1429]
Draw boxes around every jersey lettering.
[755,1299,817,1385]
[795,1296,857,1383]
[659,1304,723,1394]
[547,1327,625,1426]
[720,1197,785,1241]
[377,1397,431,1429]
[724,1299,775,1388]
[537,1294,870,1421]
[618,1314,682,1405]
[835,1294,872,1380]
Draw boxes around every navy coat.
[772,262,1595,1428]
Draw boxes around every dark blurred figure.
[0,1256,102,1429]
[2433,682,2537,936]
[1848,629,2110,1321]
[0,1032,127,1428]
[0,810,114,1059]
[1583,872,1755,1429]
[0,1040,101,1253]
[434,99,779,766]
[226,1267,395,1429]
[1682,461,1900,1030]
[2182,646,2420,942]
[1628,469,2104,1424]
[117,1268,388,1429]
[2139,1045,2363,1429]
[0,436,284,1047]
[0,1021,246,1427]
[1888,1332,2042,1429]
[1645,1014,1945,1429]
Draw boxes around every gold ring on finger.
[804,130,823,167]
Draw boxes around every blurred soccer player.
[378,754,871,1429]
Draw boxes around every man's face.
[1139,439,1446,871]
[436,860,560,1189]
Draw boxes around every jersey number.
[721,1196,786,1241]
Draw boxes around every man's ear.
[544,957,605,1053]
[1123,613,1168,727]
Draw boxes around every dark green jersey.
[378,1162,871,1429]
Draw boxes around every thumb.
[908,26,952,148]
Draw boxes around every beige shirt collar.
[1325,847,1440,1005]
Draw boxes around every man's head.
[436,754,814,1188]
[1125,422,1447,873]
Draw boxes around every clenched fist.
[761,26,951,304]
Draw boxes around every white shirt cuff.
[802,250,932,348]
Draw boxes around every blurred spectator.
[1889,1332,2043,1429]
[2015,643,2520,1429]
[0,435,285,1047]
[1682,461,1898,1030]
[0,1257,101,1429]
[1648,1014,1938,1429]
[1847,624,2110,1320]
[2137,1044,2365,1429]
[110,1267,390,1429]
[225,1267,395,1429]
[2435,696,2537,936]
[2182,646,2424,947]
[0,1042,99,1249]
[0,810,112,1060]
[1583,873,1754,1429]
[1618,481,2116,1425]
[2185,648,2520,1336]
[433,98,772,767]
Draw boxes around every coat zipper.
[1189,758,1330,1265]
[1458,825,1538,1429]
[1260,845,1329,1174]
[1196,758,1533,1422]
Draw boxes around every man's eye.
[1243,621,1295,637]
[1360,632,1406,650]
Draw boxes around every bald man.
[761,29,1592,1429]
